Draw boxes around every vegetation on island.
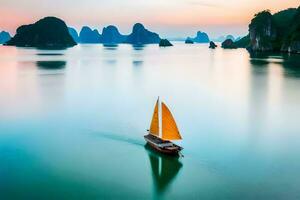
[234,6,300,53]
[234,35,250,48]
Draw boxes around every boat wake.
[89,131,145,147]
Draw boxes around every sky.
[0,0,299,38]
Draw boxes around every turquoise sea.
[0,43,300,199]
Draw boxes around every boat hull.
[144,134,182,156]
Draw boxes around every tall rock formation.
[101,25,126,44]
[249,10,277,51]
[5,17,76,48]
[280,7,300,53]
[186,31,210,43]
[125,23,160,45]
[240,7,300,53]
[79,26,102,43]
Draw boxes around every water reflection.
[249,52,300,78]
[103,44,119,50]
[132,60,143,66]
[281,54,300,78]
[36,47,68,50]
[144,144,182,196]
[36,61,66,70]
[132,45,145,51]
[36,53,64,56]
[103,59,117,65]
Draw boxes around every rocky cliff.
[248,10,277,51]
[239,7,300,53]
[280,7,300,53]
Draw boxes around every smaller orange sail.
[149,100,159,136]
[161,102,182,140]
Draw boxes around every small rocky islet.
[159,39,173,47]
[209,41,217,49]
[221,39,237,49]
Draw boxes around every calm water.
[0,43,300,199]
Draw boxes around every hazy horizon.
[0,0,299,38]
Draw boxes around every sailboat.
[144,98,183,155]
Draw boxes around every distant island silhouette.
[67,23,160,45]
[0,31,11,44]
[2,7,299,53]
[185,38,194,44]
[79,26,102,43]
[233,6,300,53]
[125,23,160,45]
[5,17,76,48]
[101,25,126,44]
[186,31,210,43]
[214,35,238,43]
[68,27,79,43]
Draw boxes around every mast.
[158,96,162,138]
[149,98,159,136]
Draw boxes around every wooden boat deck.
[144,134,182,155]
[144,134,171,145]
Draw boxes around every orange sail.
[150,100,159,136]
[161,102,182,140]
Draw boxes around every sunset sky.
[0,0,299,38]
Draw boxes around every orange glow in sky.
[0,0,299,38]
